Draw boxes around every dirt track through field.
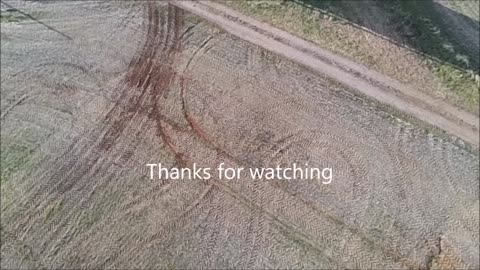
[173,0,479,147]
[1,1,479,269]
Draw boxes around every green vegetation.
[380,0,479,109]
[436,65,479,108]
[0,11,27,23]
[0,141,34,184]
[225,0,480,112]
[384,1,473,68]
[225,0,372,64]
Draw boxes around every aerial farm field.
[1,1,478,269]
[227,0,480,113]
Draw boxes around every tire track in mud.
[173,74,430,267]
[175,80,386,267]
[16,1,162,213]
[266,125,447,268]
[11,4,248,266]
[202,189,227,262]
[5,1,476,268]
[174,74,409,267]
[9,2,191,258]
[177,73,272,267]
[264,130,415,268]
[133,184,215,250]
[78,5,232,258]
[175,0,480,147]
[241,180,268,269]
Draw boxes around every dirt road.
[173,1,479,147]
[1,1,478,269]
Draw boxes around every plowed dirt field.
[1,1,478,269]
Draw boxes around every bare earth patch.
[1,1,479,269]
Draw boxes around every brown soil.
[1,1,478,269]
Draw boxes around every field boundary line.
[171,0,479,147]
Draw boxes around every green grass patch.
[0,11,27,23]
[0,140,34,184]
[225,0,479,112]
[381,0,478,70]
[379,0,479,110]
[435,65,479,111]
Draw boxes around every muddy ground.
[1,1,479,269]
